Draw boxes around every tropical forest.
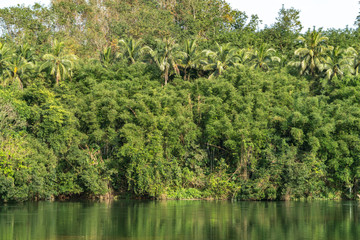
[2,0,360,202]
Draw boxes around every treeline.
[1,0,360,201]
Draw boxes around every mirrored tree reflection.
[1,201,360,240]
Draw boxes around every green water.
[1,200,359,240]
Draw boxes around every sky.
[227,0,359,30]
[0,0,359,31]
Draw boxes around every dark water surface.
[1,200,360,240]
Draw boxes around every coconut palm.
[323,46,352,80]
[202,42,239,78]
[346,47,360,76]
[16,43,36,62]
[236,48,251,66]
[177,39,202,80]
[0,42,12,73]
[290,30,329,77]
[249,44,280,71]
[40,39,78,84]
[118,37,148,65]
[100,46,117,68]
[148,37,180,85]
[3,55,33,89]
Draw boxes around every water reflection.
[1,200,360,240]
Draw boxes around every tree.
[268,7,303,52]
[346,47,360,76]
[290,30,329,77]
[274,6,303,34]
[99,46,117,68]
[40,39,78,84]
[202,42,239,78]
[355,2,360,28]
[230,10,261,32]
[177,39,202,80]
[323,46,352,80]
[0,99,26,136]
[0,43,12,75]
[235,48,251,65]
[118,37,148,65]
[148,37,180,85]
[0,4,53,45]
[249,44,280,71]
[16,43,36,62]
[3,55,33,89]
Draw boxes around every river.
[1,200,359,239]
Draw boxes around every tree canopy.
[1,1,360,202]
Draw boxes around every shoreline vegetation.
[1,0,360,202]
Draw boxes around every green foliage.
[289,30,329,77]
[0,92,57,201]
[261,7,302,54]
[248,44,280,71]
[202,42,239,78]
[1,1,360,202]
[166,187,203,199]
[40,39,78,85]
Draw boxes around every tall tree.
[355,1,360,28]
[40,39,78,84]
[323,46,352,80]
[249,44,280,71]
[230,10,261,32]
[148,38,180,85]
[0,43,12,75]
[16,43,36,62]
[202,42,239,78]
[0,4,53,45]
[177,39,202,80]
[346,47,360,76]
[118,38,148,65]
[3,55,33,89]
[263,6,302,53]
[290,30,329,77]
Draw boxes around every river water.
[1,200,359,240]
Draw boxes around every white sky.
[227,0,359,30]
[0,0,359,30]
[0,0,50,9]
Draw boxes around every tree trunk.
[56,64,60,84]
[164,67,169,85]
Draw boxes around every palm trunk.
[164,67,169,85]
[56,64,60,84]
[17,76,23,90]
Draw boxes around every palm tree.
[346,47,360,76]
[236,48,251,66]
[177,39,202,81]
[118,37,148,65]
[40,39,78,84]
[100,46,117,68]
[0,42,12,73]
[148,37,180,85]
[0,42,11,87]
[290,30,329,77]
[3,55,33,89]
[323,46,352,80]
[202,42,239,78]
[16,43,36,62]
[249,44,280,71]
